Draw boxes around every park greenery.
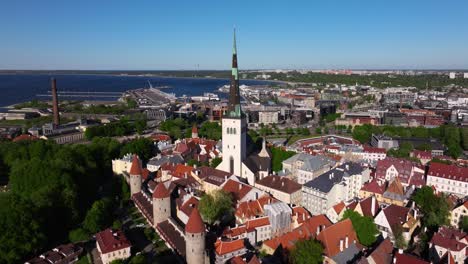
[0,137,154,263]
[13,99,50,109]
[198,190,233,225]
[289,238,324,264]
[271,146,296,172]
[352,124,466,158]
[341,210,378,247]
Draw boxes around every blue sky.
[1,0,467,70]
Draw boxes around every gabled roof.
[255,175,301,194]
[235,195,276,220]
[393,252,429,264]
[333,202,346,214]
[367,238,393,264]
[361,179,386,195]
[359,196,379,218]
[386,177,405,196]
[263,214,332,251]
[317,219,360,258]
[215,239,245,256]
[428,162,468,182]
[222,179,253,202]
[430,226,467,252]
[382,204,413,232]
[96,228,131,254]
[185,207,205,233]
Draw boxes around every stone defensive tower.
[152,182,170,226]
[129,154,142,196]
[185,207,206,264]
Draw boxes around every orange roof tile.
[153,182,170,199]
[317,219,360,257]
[215,239,245,255]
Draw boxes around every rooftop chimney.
[371,196,376,216]
[51,78,60,127]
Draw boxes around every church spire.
[227,28,242,118]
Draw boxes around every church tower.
[217,29,247,177]
[185,207,206,264]
[152,182,170,226]
[129,154,142,196]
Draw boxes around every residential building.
[375,157,425,187]
[25,244,83,264]
[282,153,336,184]
[255,175,302,205]
[429,226,467,264]
[450,201,468,228]
[374,204,420,245]
[258,110,279,124]
[302,162,369,215]
[426,163,468,197]
[95,229,131,264]
[317,219,363,264]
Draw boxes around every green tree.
[120,137,154,162]
[289,238,323,264]
[198,190,233,225]
[412,186,450,229]
[460,216,468,232]
[270,147,296,172]
[341,210,378,247]
[69,228,90,243]
[315,127,322,134]
[210,157,222,168]
[83,198,113,233]
[129,255,146,264]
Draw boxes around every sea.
[0,74,275,110]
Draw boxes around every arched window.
[226,127,230,134]
[233,128,236,134]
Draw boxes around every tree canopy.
[341,210,378,247]
[412,186,450,230]
[289,238,323,264]
[198,190,233,225]
[270,147,296,172]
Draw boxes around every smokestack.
[51,78,60,127]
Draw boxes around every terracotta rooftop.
[263,214,332,251]
[245,217,270,231]
[255,175,302,194]
[153,182,170,199]
[393,252,429,264]
[215,238,246,256]
[235,195,276,220]
[359,196,379,218]
[222,179,253,202]
[428,162,468,182]
[360,179,386,195]
[363,146,386,154]
[366,238,393,264]
[185,207,205,233]
[96,228,131,254]
[317,219,360,257]
[386,178,405,196]
[179,196,199,217]
[333,202,346,214]
[430,226,467,252]
[156,220,186,256]
[12,134,39,142]
[129,154,142,175]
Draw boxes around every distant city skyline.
[1,0,468,70]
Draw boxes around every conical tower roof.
[153,182,170,199]
[185,207,205,233]
[129,154,142,175]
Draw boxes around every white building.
[301,163,369,215]
[96,229,131,264]
[282,153,336,184]
[451,201,468,228]
[426,163,468,197]
[449,72,456,79]
[111,153,134,175]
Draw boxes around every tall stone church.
[217,30,271,185]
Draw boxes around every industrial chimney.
[51,78,60,127]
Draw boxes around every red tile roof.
[179,196,199,217]
[376,157,425,186]
[153,182,170,199]
[129,155,142,175]
[363,146,386,154]
[361,179,386,195]
[333,202,346,214]
[430,226,467,252]
[393,252,429,264]
[222,180,253,202]
[150,133,171,142]
[245,217,270,231]
[367,238,393,264]
[12,134,39,142]
[428,162,468,182]
[382,204,411,232]
[317,219,360,257]
[172,164,194,178]
[96,228,131,254]
[255,175,302,194]
[263,215,332,251]
[185,207,205,233]
[215,239,245,256]
[235,195,276,220]
[359,196,379,217]
[192,125,198,133]
[292,206,311,224]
